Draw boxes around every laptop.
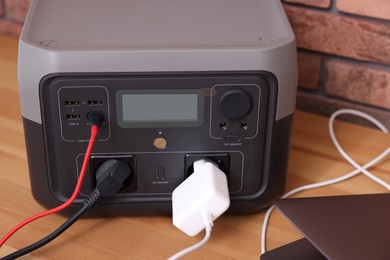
[261,193,390,260]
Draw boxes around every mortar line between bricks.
[318,55,328,96]
[283,2,332,12]
[0,0,5,19]
[331,1,390,24]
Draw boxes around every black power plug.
[95,159,134,197]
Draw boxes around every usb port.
[66,114,81,120]
[88,100,103,106]
[65,100,80,106]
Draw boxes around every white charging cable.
[169,159,230,259]
[329,109,390,189]
[261,109,390,254]
[168,210,213,260]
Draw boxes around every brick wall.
[0,0,389,128]
[284,0,390,129]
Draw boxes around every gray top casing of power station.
[19,0,297,215]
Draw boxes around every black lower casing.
[24,71,293,215]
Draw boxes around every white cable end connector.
[172,159,230,236]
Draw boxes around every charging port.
[88,100,103,106]
[66,114,81,120]
[185,153,230,181]
[65,100,80,106]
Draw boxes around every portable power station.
[18,0,297,214]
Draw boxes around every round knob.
[219,89,252,120]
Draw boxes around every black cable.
[2,159,133,259]
[1,189,103,260]
[2,205,89,260]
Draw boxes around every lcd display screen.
[116,89,204,128]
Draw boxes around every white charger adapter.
[172,158,230,237]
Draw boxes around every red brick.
[0,19,22,36]
[296,92,390,130]
[284,5,390,65]
[325,59,390,110]
[297,51,322,90]
[284,0,331,9]
[337,0,390,21]
[4,0,30,23]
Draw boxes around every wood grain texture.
[0,34,389,259]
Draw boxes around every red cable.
[0,125,99,248]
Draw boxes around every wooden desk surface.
[0,34,389,259]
